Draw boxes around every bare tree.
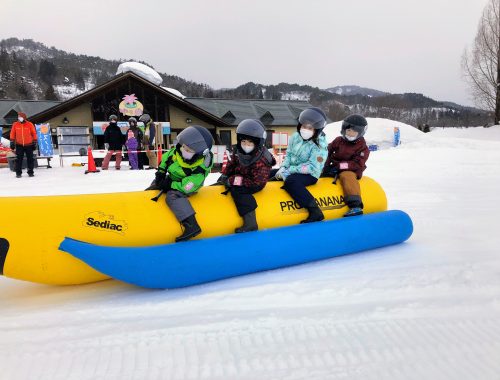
[462,0,500,124]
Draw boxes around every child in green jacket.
[147,125,214,242]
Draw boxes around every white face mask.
[18,117,24,122]
[300,128,314,140]
[181,147,195,160]
[346,135,357,142]
[241,143,255,154]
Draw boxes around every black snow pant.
[229,185,263,216]
[282,173,318,208]
[15,145,35,176]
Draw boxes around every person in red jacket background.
[9,112,37,178]
[322,114,370,217]
[218,119,276,233]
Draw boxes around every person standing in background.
[101,114,125,170]
[9,112,37,178]
[139,113,157,169]
[125,117,144,170]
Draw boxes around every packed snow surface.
[116,62,163,86]
[1,120,500,380]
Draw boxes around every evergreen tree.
[44,85,59,100]
[39,59,57,84]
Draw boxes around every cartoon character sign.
[119,94,144,117]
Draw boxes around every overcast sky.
[0,0,492,106]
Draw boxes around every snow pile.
[324,117,426,149]
[116,62,163,86]
[161,87,186,99]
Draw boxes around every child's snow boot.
[300,202,324,224]
[235,210,258,233]
[343,207,363,217]
[175,214,202,242]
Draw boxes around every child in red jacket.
[218,119,276,233]
[322,114,370,217]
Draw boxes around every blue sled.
[59,210,413,289]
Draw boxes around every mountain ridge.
[0,37,491,127]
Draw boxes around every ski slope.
[1,120,500,380]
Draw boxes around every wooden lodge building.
[1,71,316,150]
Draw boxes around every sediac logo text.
[83,212,128,235]
[280,195,345,213]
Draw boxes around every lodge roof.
[185,98,314,126]
[0,100,61,126]
[27,71,231,128]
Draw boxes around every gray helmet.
[177,125,214,154]
[109,114,118,121]
[139,114,151,123]
[298,107,327,130]
[236,119,267,147]
[341,114,368,140]
[128,117,137,124]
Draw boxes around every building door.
[266,129,275,148]
[219,130,232,148]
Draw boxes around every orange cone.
[157,144,163,166]
[85,146,100,174]
[221,149,229,171]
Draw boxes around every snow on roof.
[161,87,186,99]
[116,62,163,86]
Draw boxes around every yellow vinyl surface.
[0,177,387,285]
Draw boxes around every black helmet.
[139,114,151,123]
[341,114,368,140]
[298,107,327,130]
[236,119,267,148]
[177,125,214,154]
[109,114,118,121]
[128,117,137,125]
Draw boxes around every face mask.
[18,117,24,122]
[346,135,357,142]
[181,147,195,160]
[300,128,314,140]
[241,143,255,154]
[110,120,116,124]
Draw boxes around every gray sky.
[0,0,491,106]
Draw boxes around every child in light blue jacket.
[272,107,328,223]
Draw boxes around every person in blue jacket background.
[271,107,328,223]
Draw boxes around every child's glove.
[275,167,289,181]
[216,174,229,187]
[159,176,172,191]
[322,166,339,177]
[144,180,161,191]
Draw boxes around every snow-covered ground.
[1,120,500,380]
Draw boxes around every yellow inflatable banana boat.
[0,177,387,285]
